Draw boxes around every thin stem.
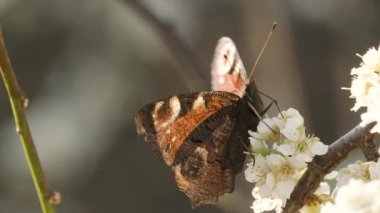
[0,28,56,213]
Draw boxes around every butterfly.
[134,37,264,207]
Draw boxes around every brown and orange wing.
[134,91,242,207]
[135,91,239,165]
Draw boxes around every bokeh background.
[0,0,379,212]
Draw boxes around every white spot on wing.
[194,147,208,161]
[152,101,164,124]
[159,96,181,129]
[169,96,181,118]
[213,38,236,76]
[192,94,205,110]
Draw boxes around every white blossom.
[245,108,329,212]
[249,117,279,141]
[244,155,269,185]
[244,153,306,212]
[321,179,380,213]
[276,135,328,163]
[273,108,304,130]
[368,159,380,180]
[315,182,331,196]
[260,154,306,202]
[251,187,282,213]
[335,160,373,187]
[274,108,328,162]
[348,46,380,133]
[360,46,380,71]
[248,117,279,155]
[322,149,380,212]
[360,107,380,133]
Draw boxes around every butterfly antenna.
[248,22,277,84]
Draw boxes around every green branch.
[0,27,58,213]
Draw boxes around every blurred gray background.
[0,0,379,212]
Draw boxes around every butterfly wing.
[135,91,250,207]
[135,37,265,207]
[211,37,248,97]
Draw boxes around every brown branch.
[283,121,376,213]
[122,0,207,90]
[359,133,379,161]
[0,28,57,213]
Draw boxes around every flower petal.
[310,141,328,155]
[277,144,295,155]
[276,180,296,200]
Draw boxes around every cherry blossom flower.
[251,187,282,213]
[245,155,269,185]
[265,155,306,199]
[335,160,373,187]
[321,179,380,213]
[276,135,328,163]
[348,46,380,133]
[245,108,329,212]
[274,109,328,161]
[248,108,328,162]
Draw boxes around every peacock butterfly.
[134,37,264,207]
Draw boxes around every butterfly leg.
[246,102,276,134]
[257,90,283,118]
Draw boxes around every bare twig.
[0,28,57,213]
[123,0,207,90]
[283,122,376,213]
[359,133,379,162]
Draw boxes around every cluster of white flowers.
[335,160,373,187]
[244,108,329,212]
[349,46,380,133]
[244,45,380,212]
[320,157,380,212]
[314,45,380,212]
[315,45,380,212]
[320,179,380,213]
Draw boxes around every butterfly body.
[135,37,263,207]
